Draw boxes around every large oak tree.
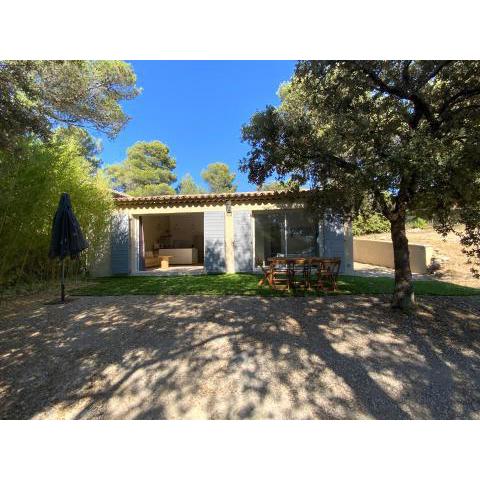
[241,61,480,310]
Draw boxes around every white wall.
[354,239,433,274]
[169,213,203,248]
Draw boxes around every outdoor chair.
[288,258,310,290]
[269,258,292,290]
[311,257,341,291]
[257,261,273,287]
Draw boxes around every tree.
[0,60,139,150]
[241,61,480,310]
[54,126,102,172]
[201,162,237,193]
[257,180,287,191]
[177,173,206,195]
[106,140,177,196]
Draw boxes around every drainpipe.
[225,203,235,273]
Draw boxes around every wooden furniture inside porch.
[159,255,174,269]
[144,251,160,268]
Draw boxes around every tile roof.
[113,190,307,207]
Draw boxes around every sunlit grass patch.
[72,274,480,297]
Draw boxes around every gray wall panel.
[204,211,226,272]
[233,210,253,272]
[323,217,346,273]
[111,213,130,275]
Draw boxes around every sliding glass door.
[254,210,320,264]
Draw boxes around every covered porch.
[135,212,204,273]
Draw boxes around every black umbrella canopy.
[49,193,88,260]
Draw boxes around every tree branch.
[401,61,412,88]
[304,152,359,175]
[358,62,440,132]
[438,86,480,117]
[420,61,452,87]
[358,65,407,98]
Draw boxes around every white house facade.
[93,190,354,276]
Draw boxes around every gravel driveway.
[1,294,479,419]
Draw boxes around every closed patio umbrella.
[49,193,88,302]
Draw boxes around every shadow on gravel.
[1,295,479,419]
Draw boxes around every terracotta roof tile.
[113,190,307,207]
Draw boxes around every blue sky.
[99,60,296,192]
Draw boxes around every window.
[254,210,320,263]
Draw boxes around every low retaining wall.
[353,239,433,274]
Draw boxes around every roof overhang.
[113,190,310,209]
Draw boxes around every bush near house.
[407,217,430,230]
[353,213,430,236]
[0,137,113,288]
[352,213,391,236]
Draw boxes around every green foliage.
[242,61,480,219]
[241,61,480,290]
[72,274,480,297]
[105,140,176,196]
[0,60,140,149]
[0,136,113,287]
[128,184,176,196]
[407,217,429,230]
[352,213,391,236]
[54,126,103,172]
[353,213,429,235]
[457,207,480,278]
[257,180,287,191]
[177,173,206,195]
[201,162,237,193]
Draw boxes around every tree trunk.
[390,212,415,310]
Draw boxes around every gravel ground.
[1,294,480,419]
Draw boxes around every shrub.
[0,137,113,287]
[407,217,429,229]
[352,213,391,236]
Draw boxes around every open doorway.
[139,212,204,271]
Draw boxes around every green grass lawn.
[72,274,480,297]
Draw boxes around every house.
[93,190,353,276]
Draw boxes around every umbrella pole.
[61,259,65,303]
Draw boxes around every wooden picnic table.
[258,257,341,291]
